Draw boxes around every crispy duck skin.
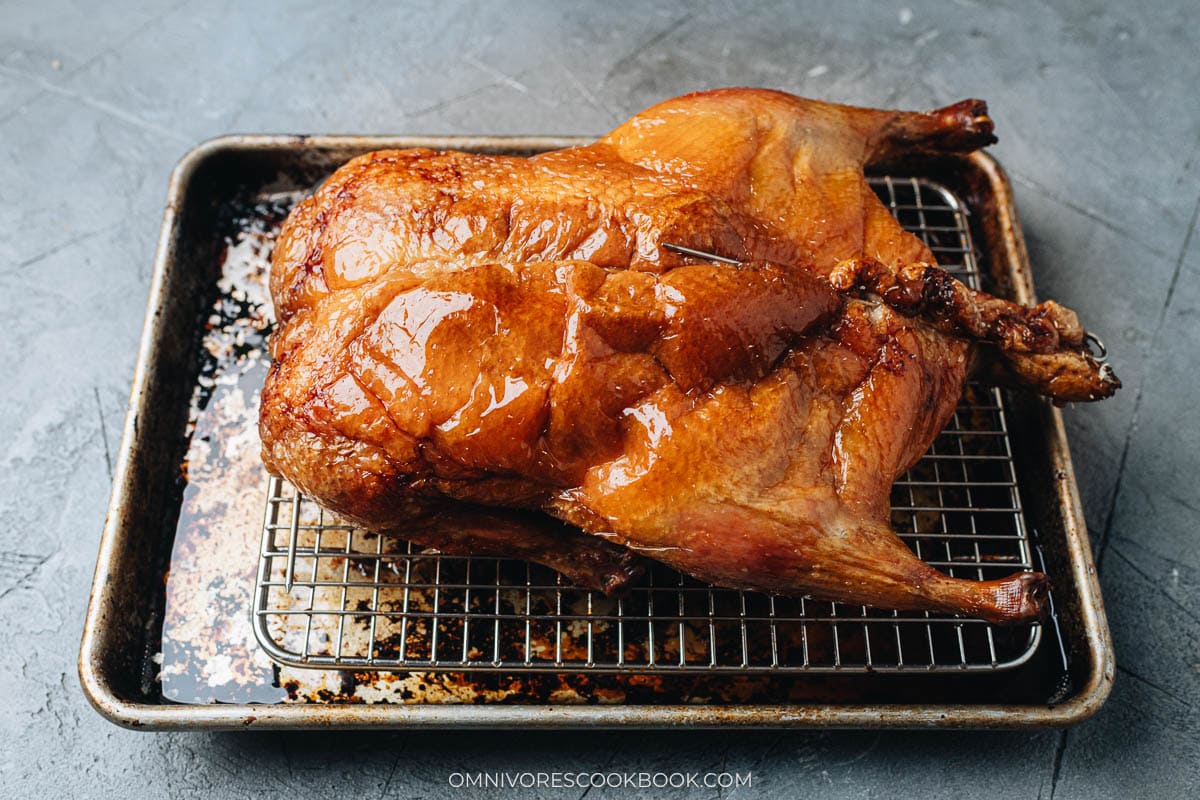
[260,89,1117,621]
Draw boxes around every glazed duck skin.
[260,89,1117,622]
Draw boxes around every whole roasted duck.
[260,89,1118,623]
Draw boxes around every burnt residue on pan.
[160,192,291,704]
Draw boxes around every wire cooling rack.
[252,176,1042,674]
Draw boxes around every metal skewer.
[1084,331,1108,361]
[661,242,741,265]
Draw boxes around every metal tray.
[79,135,1114,729]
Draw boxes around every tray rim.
[78,133,1114,730]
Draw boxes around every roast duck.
[260,88,1118,623]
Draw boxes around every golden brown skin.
[260,89,1116,622]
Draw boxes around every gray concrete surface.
[1,0,1197,797]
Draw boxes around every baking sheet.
[79,136,1113,729]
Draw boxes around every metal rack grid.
[252,176,1042,674]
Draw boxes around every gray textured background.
[2,1,1197,797]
